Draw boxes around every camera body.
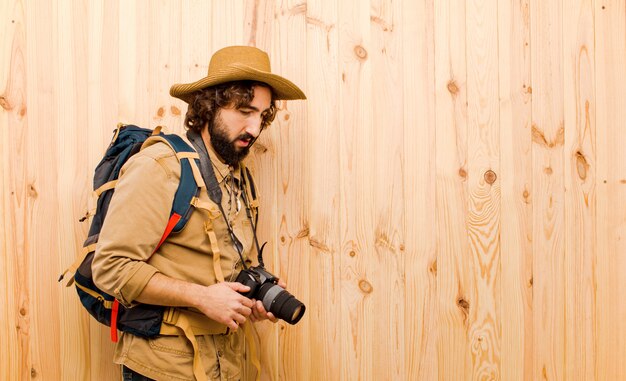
[235,265,305,325]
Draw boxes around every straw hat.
[170,46,306,103]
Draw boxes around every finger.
[226,282,251,293]
[278,280,287,289]
[226,319,239,331]
[239,305,252,317]
[255,300,267,315]
[233,313,247,325]
[266,312,278,323]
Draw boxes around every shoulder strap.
[186,130,247,259]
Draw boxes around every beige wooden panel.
[86,2,122,380]
[1,0,26,380]
[3,1,626,380]
[24,0,63,379]
[369,0,405,380]
[337,0,377,379]
[242,2,282,378]
[56,1,91,379]
[118,1,150,127]
[595,1,626,379]
[563,1,597,380]
[466,0,502,378]
[304,0,341,380]
[497,0,533,380]
[270,2,310,380]
[434,0,473,379]
[401,0,438,379]
[531,1,566,380]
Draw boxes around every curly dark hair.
[184,81,278,134]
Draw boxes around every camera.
[235,265,305,325]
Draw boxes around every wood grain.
[531,0,566,380]
[466,0,502,378]
[498,0,533,380]
[1,1,625,380]
[401,0,438,380]
[338,0,376,379]
[563,1,597,380]
[595,1,626,380]
[304,0,341,380]
[1,1,27,380]
[434,0,473,379]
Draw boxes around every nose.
[245,115,263,138]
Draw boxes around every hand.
[194,282,255,331]
[249,279,287,324]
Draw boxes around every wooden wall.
[1,0,625,380]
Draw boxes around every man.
[92,46,306,381]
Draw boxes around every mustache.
[234,133,255,142]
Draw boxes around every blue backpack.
[60,124,201,341]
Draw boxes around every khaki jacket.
[93,134,256,381]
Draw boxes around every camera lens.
[257,283,306,324]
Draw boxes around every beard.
[209,113,254,166]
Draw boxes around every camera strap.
[186,130,248,268]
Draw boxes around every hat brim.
[170,63,306,103]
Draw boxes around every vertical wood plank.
[369,0,405,379]
[242,2,281,379]
[466,0,502,378]
[26,0,61,378]
[1,0,27,380]
[401,0,438,379]
[530,0,566,379]
[304,0,341,380]
[148,0,182,133]
[563,1,597,380]
[56,0,90,379]
[595,1,626,379]
[271,1,309,380]
[497,1,533,380]
[338,0,374,379]
[86,2,121,379]
[434,0,472,379]
[118,1,150,126]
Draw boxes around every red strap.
[155,213,182,253]
[111,299,119,342]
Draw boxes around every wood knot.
[575,151,588,180]
[429,260,437,275]
[523,189,530,203]
[156,106,165,118]
[358,279,373,294]
[544,166,553,175]
[284,113,290,121]
[457,297,469,313]
[484,170,497,185]
[19,308,27,316]
[447,80,459,95]
[170,106,181,116]
[0,95,12,110]
[354,45,368,60]
[296,227,310,238]
[253,143,268,154]
[31,368,37,378]
[458,167,467,179]
[280,236,286,243]
[349,250,357,257]
[28,184,38,198]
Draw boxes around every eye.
[239,109,253,116]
